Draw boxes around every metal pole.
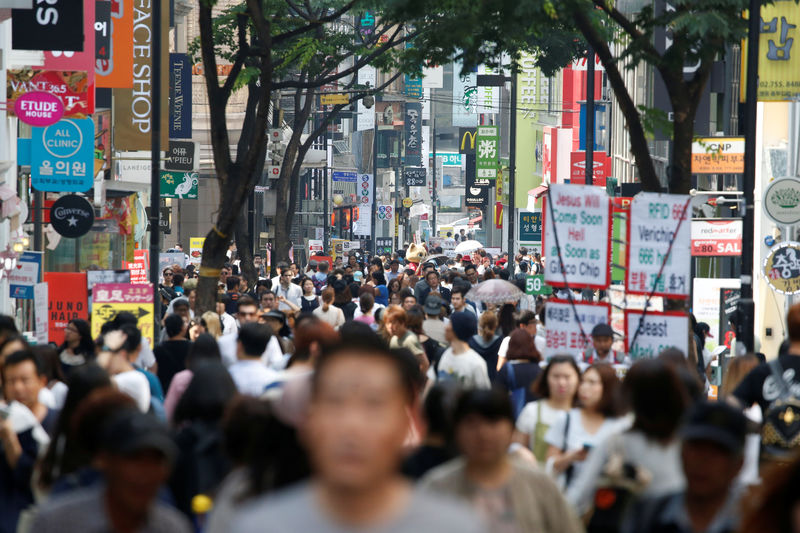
[149,0,162,332]
[324,126,330,253]
[508,67,517,256]
[372,123,378,254]
[33,190,43,251]
[586,47,595,186]
[431,108,437,237]
[738,0,759,353]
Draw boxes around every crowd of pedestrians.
[2,244,800,532]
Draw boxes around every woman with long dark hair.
[58,318,95,377]
[497,328,543,406]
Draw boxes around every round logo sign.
[42,119,83,159]
[403,197,413,208]
[764,178,800,225]
[763,241,800,295]
[50,194,94,238]
[14,92,64,127]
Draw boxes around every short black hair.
[0,314,19,335]
[226,276,240,291]
[371,271,386,286]
[517,310,537,326]
[3,349,43,377]
[164,314,185,338]
[453,388,514,425]
[464,264,477,273]
[313,323,418,403]
[237,322,272,357]
[399,288,415,300]
[426,270,440,280]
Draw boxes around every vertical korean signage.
[189,237,205,267]
[626,193,691,297]
[31,118,95,192]
[91,283,155,348]
[476,125,499,179]
[518,211,541,244]
[544,299,610,359]
[741,0,800,101]
[169,53,192,139]
[543,184,611,289]
[96,0,134,88]
[113,0,169,150]
[404,102,422,166]
[12,1,84,51]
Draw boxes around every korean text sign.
[625,310,688,360]
[518,211,541,243]
[544,299,610,359]
[31,118,94,192]
[626,193,691,297]
[91,283,155,348]
[476,125,499,179]
[543,184,611,289]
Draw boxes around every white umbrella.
[465,279,524,305]
[454,239,483,254]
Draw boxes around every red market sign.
[569,151,608,186]
[691,220,743,256]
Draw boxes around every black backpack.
[761,358,800,461]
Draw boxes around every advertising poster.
[626,193,691,297]
[625,310,689,360]
[34,283,48,345]
[123,249,150,284]
[542,184,611,289]
[691,220,742,256]
[96,0,134,88]
[692,278,740,352]
[43,272,88,346]
[91,283,155,348]
[8,251,43,299]
[189,237,205,266]
[7,69,90,119]
[544,299,610,359]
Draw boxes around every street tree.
[194,0,412,312]
[387,0,753,193]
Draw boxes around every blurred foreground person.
[422,388,583,533]
[31,409,190,533]
[739,450,800,533]
[234,325,485,532]
[621,401,747,533]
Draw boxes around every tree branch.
[221,13,250,98]
[272,0,358,45]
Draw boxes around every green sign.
[160,171,198,199]
[476,125,499,179]
[525,275,552,296]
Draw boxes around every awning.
[527,184,549,211]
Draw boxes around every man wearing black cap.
[31,410,190,533]
[621,402,747,533]
[437,312,490,389]
[583,323,628,365]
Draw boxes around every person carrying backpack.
[733,303,800,461]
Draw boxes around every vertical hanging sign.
[404,102,422,166]
[169,53,192,139]
[475,125,499,179]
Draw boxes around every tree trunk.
[670,106,695,195]
[235,207,258,284]
[196,228,228,316]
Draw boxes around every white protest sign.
[308,239,324,254]
[625,310,688,360]
[544,299,610,359]
[626,193,691,297]
[34,282,48,345]
[543,184,611,289]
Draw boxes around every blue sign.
[519,211,542,242]
[31,118,94,192]
[169,53,192,139]
[332,171,357,182]
[404,75,423,98]
[8,251,42,300]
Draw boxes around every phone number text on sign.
[543,184,611,289]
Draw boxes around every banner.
[465,154,489,208]
[569,151,608,186]
[357,173,373,205]
[404,102,422,166]
[123,249,150,284]
[691,220,742,256]
[34,283,48,345]
[12,1,84,51]
[91,283,155,348]
[543,184,611,289]
[476,125,499,179]
[7,69,90,119]
[189,237,205,266]
[691,137,745,174]
[113,0,169,150]
[96,0,134,88]
[544,299,610,359]
[9,251,42,299]
[160,171,199,199]
[741,0,800,101]
[169,53,192,139]
[626,193,691,297]
[44,272,88,346]
[625,310,688,359]
[352,205,372,236]
[476,65,500,114]
[356,65,376,131]
[452,62,478,127]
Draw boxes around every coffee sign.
[50,194,95,238]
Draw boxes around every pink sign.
[14,92,64,126]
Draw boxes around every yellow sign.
[92,303,155,349]
[189,237,205,266]
[331,238,346,261]
[460,129,477,152]
[403,197,413,208]
[320,93,350,105]
[741,1,800,101]
[691,137,745,174]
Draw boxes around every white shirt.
[220,313,237,336]
[313,305,345,329]
[228,359,280,396]
[134,338,156,370]
[274,283,302,311]
[113,370,151,413]
[516,400,564,437]
[436,347,491,389]
[218,332,285,370]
